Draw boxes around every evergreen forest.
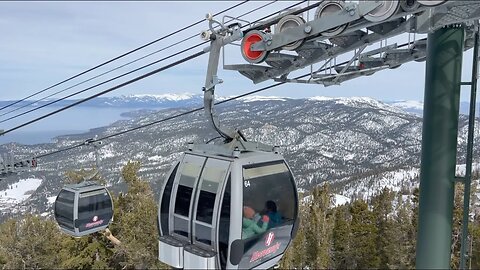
[1,161,479,269]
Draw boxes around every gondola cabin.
[54,181,113,237]
[158,144,299,269]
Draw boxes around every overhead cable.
[5,0,313,132]
[1,50,206,135]
[0,0,249,112]
[34,71,312,159]
[0,42,207,125]
[35,82,286,158]
[0,35,203,118]
[1,1,278,120]
[33,37,423,159]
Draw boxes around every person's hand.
[262,215,270,223]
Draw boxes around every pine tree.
[108,161,165,269]
[0,215,66,269]
[449,179,480,269]
[409,187,420,266]
[281,185,334,269]
[303,185,333,268]
[349,199,380,268]
[391,192,415,268]
[451,184,465,269]
[372,187,396,269]
[332,204,351,269]
[470,218,480,269]
[59,235,111,269]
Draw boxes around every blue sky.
[0,1,476,102]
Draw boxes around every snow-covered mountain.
[387,100,480,116]
[387,100,424,115]
[0,96,479,220]
[2,95,479,116]
[0,93,204,109]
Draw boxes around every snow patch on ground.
[101,147,115,158]
[339,167,420,201]
[309,96,405,114]
[0,178,43,210]
[338,163,480,202]
[321,151,334,158]
[308,96,336,101]
[455,163,480,177]
[239,96,288,102]
[47,196,57,205]
[129,93,196,101]
[302,194,351,207]
[333,194,351,207]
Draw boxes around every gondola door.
[191,158,230,248]
[160,154,208,268]
[168,154,231,268]
[184,157,230,269]
[169,154,206,240]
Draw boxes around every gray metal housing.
[158,145,298,269]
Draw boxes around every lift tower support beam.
[416,25,465,269]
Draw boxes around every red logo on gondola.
[265,232,275,247]
[250,242,281,263]
[249,232,280,263]
[85,216,104,228]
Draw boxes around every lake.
[0,107,141,145]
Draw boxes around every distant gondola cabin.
[54,181,113,237]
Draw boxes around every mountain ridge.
[0,96,478,222]
[1,94,478,117]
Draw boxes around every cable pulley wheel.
[315,0,348,37]
[361,0,400,23]
[417,0,446,6]
[241,30,269,64]
[400,0,420,12]
[275,15,306,51]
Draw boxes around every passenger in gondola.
[242,206,269,239]
[263,200,282,229]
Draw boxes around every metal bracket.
[189,136,277,158]
[359,43,398,59]
[332,44,368,84]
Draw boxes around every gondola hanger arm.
[202,14,243,141]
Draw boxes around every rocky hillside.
[0,96,478,220]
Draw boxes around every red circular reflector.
[242,33,264,60]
